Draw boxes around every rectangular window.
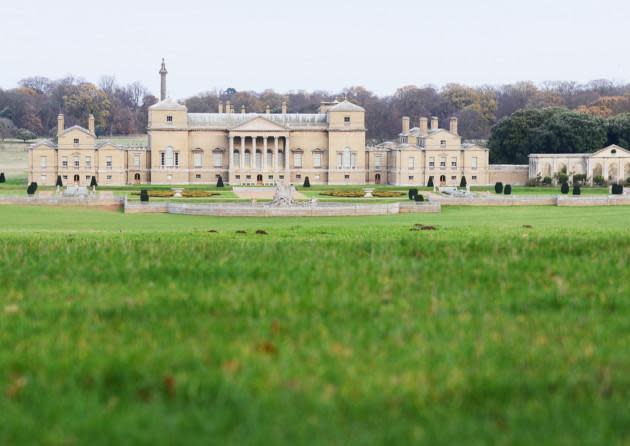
[279,175,284,180]
[213,151,222,168]
[106,156,112,169]
[344,116,351,125]
[194,152,203,168]
[294,152,303,168]
[166,115,173,123]
[160,152,165,167]
[440,158,446,168]
[472,175,477,181]
[344,174,350,179]
[39,156,47,168]
[85,176,90,180]
[134,155,141,169]
[195,174,201,179]
[296,174,302,180]
[74,156,80,169]
[472,157,478,169]
[268,175,273,180]
[235,175,240,179]
[62,175,68,180]
[408,176,414,181]
[62,157,68,168]
[429,157,435,168]
[451,176,457,180]
[374,154,382,169]
[336,153,343,169]
[74,138,80,145]
[451,157,457,168]
[313,152,322,168]
[40,174,47,181]
[85,156,91,169]
[174,152,179,167]
[440,140,447,148]
[106,175,112,180]
[350,152,357,169]
[408,157,415,170]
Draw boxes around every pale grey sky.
[1,0,628,99]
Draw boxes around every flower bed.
[372,191,404,197]
[319,191,365,198]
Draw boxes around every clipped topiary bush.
[593,175,605,186]
[56,175,63,188]
[140,189,149,202]
[303,176,310,188]
[611,184,624,195]
[216,176,224,188]
[504,184,512,195]
[557,173,569,185]
[408,188,418,200]
[90,176,97,188]
[494,182,503,194]
[414,194,425,202]
[27,182,37,195]
[573,173,587,185]
[573,185,581,195]
[560,182,569,194]
[542,176,552,185]
[0,172,5,183]
[427,176,434,188]
[460,176,467,188]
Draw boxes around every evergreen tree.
[216,176,224,188]
[495,182,503,194]
[303,176,310,188]
[0,172,5,183]
[504,184,512,195]
[140,189,149,202]
[560,182,569,194]
[427,176,434,187]
[572,185,581,195]
[55,175,63,187]
[408,188,418,200]
[460,176,467,188]
[90,176,97,188]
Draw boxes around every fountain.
[267,181,301,207]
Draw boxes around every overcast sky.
[1,0,628,99]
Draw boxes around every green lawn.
[1,206,630,445]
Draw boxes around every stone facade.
[366,116,492,186]
[529,145,630,184]
[28,114,149,187]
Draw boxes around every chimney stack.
[281,99,288,114]
[266,105,271,114]
[88,114,95,135]
[241,105,246,114]
[57,114,64,136]
[449,117,458,135]
[402,116,410,134]
[419,117,428,136]
[431,116,439,130]
[218,101,224,113]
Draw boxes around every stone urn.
[363,188,374,198]
[172,188,183,198]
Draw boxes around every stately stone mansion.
[30,59,624,188]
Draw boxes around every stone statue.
[269,181,296,206]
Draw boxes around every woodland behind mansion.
[30,60,630,187]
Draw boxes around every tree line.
[3,76,630,155]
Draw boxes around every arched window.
[255,150,262,169]
[233,150,240,166]
[266,150,273,167]
[342,147,351,169]
[213,149,223,168]
[164,146,174,167]
[278,150,284,168]
[244,150,251,167]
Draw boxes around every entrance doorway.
[134,173,141,184]
[439,175,446,185]
[73,174,80,185]
[256,174,263,185]
[375,173,381,184]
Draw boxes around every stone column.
[229,137,234,168]
[251,136,256,169]
[285,136,290,174]
[274,137,279,171]
[240,136,245,170]
[263,137,268,171]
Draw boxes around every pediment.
[591,144,630,158]
[230,116,289,132]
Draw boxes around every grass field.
[1,205,630,445]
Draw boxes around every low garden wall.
[124,201,441,217]
[0,194,123,211]
[434,194,630,206]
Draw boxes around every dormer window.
[166,115,173,123]
[344,116,351,125]
[74,138,79,145]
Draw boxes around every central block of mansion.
[28,60,530,187]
